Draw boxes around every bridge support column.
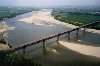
[83,27,86,34]
[23,46,27,55]
[57,36,59,42]
[43,39,46,55]
[68,31,71,41]
[90,25,92,29]
[76,29,79,38]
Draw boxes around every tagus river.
[0,9,73,46]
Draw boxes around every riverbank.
[0,10,34,21]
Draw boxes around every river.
[0,9,73,46]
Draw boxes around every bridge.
[0,21,99,54]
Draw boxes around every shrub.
[0,52,41,66]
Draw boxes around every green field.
[0,7,38,21]
[52,7,100,29]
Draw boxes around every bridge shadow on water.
[24,29,100,66]
[27,42,100,66]
[70,29,100,47]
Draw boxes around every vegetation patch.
[0,52,41,66]
[52,8,100,30]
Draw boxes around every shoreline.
[59,41,100,58]
[0,10,35,22]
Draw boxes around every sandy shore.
[59,41,100,58]
[0,44,9,50]
[0,22,15,50]
[86,29,100,34]
[18,9,77,28]
[0,22,15,33]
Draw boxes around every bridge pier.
[23,46,27,55]
[43,39,46,55]
[57,36,59,42]
[83,27,86,34]
[68,31,71,41]
[76,28,79,38]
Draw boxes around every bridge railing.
[0,21,100,55]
